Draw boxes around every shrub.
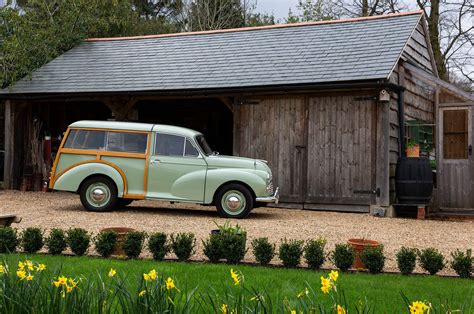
[21,227,44,253]
[304,238,327,270]
[94,231,118,258]
[419,248,445,275]
[279,239,304,268]
[171,233,195,262]
[360,245,385,274]
[251,237,275,266]
[451,249,473,278]
[396,247,418,275]
[0,226,19,253]
[45,229,67,255]
[221,234,247,264]
[122,231,146,259]
[332,243,355,272]
[66,228,91,256]
[148,232,170,261]
[203,234,223,263]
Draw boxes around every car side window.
[64,129,106,150]
[107,132,147,153]
[155,133,185,156]
[185,139,199,157]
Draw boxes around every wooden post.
[232,97,241,156]
[375,99,390,206]
[3,100,13,189]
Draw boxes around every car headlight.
[265,173,273,194]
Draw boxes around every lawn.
[1,253,473,313]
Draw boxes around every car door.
[146,132,207,202]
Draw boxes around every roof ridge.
[85,10,423,42]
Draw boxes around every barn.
[1,11,473,215]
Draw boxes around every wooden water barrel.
[395,157,433,204]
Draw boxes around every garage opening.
[137,98,233,155]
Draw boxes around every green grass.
[1,253,473,312]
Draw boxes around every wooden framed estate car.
[49,121,279,218]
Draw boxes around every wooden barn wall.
[401,22,435,74]
[0,101,4,151]
[234,91,381,209]
[388,63,436,203]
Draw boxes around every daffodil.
[230,269,240,285]
[53,276,68,287]
[16,270,27,280]
[26,260,34,271]
[18,261,25,270]
[329,270,339,282]
[0,264,6,274]
[320,276,332,294]
[68,278,77,288]
[66,286,73,293]
[221,303,228,314]
[148,269,157,281]
[290,311,296,314]
[26,275,34,281]
[409,301,430,314]
[108,268,116,277]
[337,304,346,314]
[143,273,151,281]
[139,290,146,297]
[35,264,46,272]
[165,277,175,290]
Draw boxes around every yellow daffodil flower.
[337,304,346,314]
[35,264,46,272]
[54,276,68,286]
[0,265,5,274]
[16,270,27,280]
[320,276,332,294]
[409,301,430,314]
[68,278,77,288]
[230,269,240,285]
[165,277,175,290]
[139,290,146,297]
[18,261,25,270]
[66,286,73,293]
[148,269,157,281]
[329,270,339,282]
[143,273,151,281]
[221,303,228,314]
[26,260,34,271]
[108,268,116,277]
[291,310,296,314]
[26,275,34,281]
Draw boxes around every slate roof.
[3,12,423,95]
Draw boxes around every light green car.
[49,121,278,218]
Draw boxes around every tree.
[286,0,335,23]
[186,0,245,31]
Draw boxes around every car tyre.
[79,176,118,212]
[117,198,134,207]
[215,183,253,219]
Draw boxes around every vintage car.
[49,121,278,218]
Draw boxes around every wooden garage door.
[236,98,306,203]
[305,96,376,205]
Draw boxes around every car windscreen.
[196,135,213,155]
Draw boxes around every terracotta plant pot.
[406,145,420,157]
[100,227,135,256]
[347,238,380,270]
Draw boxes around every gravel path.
[1,190,473,275]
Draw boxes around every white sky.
[255,0,299,20]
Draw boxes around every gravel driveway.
[1,190,472,274]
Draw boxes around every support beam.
[3,100,13,188]
[105,98,138,120]
[375,98,390,206]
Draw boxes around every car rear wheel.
[215,183,253,219]
[79,176,118,212]
[117,198,134,207]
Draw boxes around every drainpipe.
[397,89,405,157]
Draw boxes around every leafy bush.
[360,245,385,274]
[451,249,473,278]
[203,234,223,263]
[251,237,275,266]
[94,231,118,258]
[419,248,445,275]
[21,227,44,253]
[66,228,91,256]
[331,244,355,272]
[221,234,246,264]
[304,238,326,270]
[0,226,19,253]
[396,247,418,275]
[279,239,304,268]
[122,231,146,259]
[45,229,67,255]
[171,233,195,262]
[148,232,170,261]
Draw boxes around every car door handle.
[150,159,161,164]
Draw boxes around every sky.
[255,0,299,20]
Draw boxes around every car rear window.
[64,129,147,153]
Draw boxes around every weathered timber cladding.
[0,102,4,151]
[401,22,435,74]
[235,93,378,207]
[306,95,375,204]
[236,97,306,203]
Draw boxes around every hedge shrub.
[21,227,44,253]
[0,226,18,253]
[304,238,326,270]
[361,245,385,274]
[203,234,223,263]
[94,231,118,258]
[251,237,275,266]
[332,243,355,272]
[419,248,445,275]
[171,233,195,262]
[148,232,169,261]
[396,247,418,275]
[122,231,146,259]
[45,229,67,255]
[66,228,91,256]
[451,249,473,278]
[279,239,304,268]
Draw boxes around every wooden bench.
[0,214,22,227]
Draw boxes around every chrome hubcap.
[91,188,106,202]
[221,190,246,215]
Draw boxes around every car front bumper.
[255,187,279,204]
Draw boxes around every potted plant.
[99,227,135,256]
[347,238,380,270]
[406,139,420,157]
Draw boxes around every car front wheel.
[79,176,118,212]
[215,183,253,219]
